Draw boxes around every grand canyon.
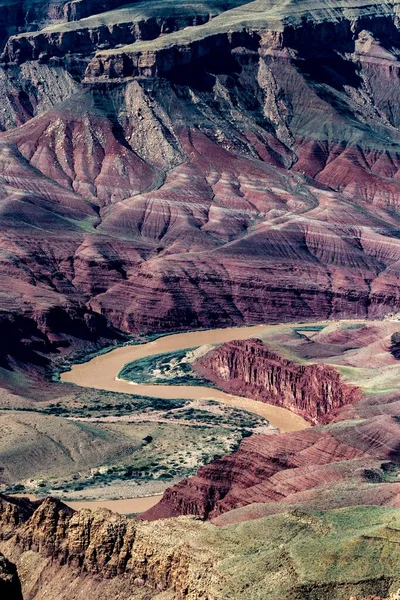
[1,0,400,597]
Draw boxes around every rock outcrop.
[84,8,400,82]
[0,552,23,600]
[195,339,361,424]
[1,494,400,600]
[1,1,231,65]
[142,413,400,520]
[0,494,224,599]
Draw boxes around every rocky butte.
[194,338,362,424]
[0,0,400,597]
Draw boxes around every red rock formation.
[2,3,400,599]
[195,338,361,424]
[142,414,400,521]
[2,1,400,366]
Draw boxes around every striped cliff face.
[0,3,400,599]
[194,338,362,424]
[1,2,400,368]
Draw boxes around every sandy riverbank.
[60,321,376,514]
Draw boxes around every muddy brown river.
[58,323,317,513]
[61,324,310,430]
[13,320,380,513]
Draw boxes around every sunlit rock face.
[194,338,362,424]
[1,0,400,370]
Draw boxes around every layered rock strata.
[0,494,223,598]
[143,413,400,520]
[195,338,361,424]
[2,0,400,366]
[1,494,400,600]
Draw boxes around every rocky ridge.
[1,494,400,600]
[0,494,223,598]
[195,338,361,424]
[1,0,248,64]
[142,412,400,520]
[84,0,400,81]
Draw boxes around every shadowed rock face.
[0,552,23,600]
[195,338,362,424]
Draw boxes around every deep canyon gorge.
[1,0,400,597]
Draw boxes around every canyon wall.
[1,2,400,599]
[2,0,400,369]
[195,339,361,424]
[1,494,400,600]
[0,494,222,599]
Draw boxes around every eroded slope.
[2,0,400,370]
[1,494,400,599]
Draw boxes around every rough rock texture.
[1,0,248,64]
[0,552,23,600]
[195,338,361,424]
[143,413,400,520]
[0,495,223,599]
[1,494,400,600]
[2,0,400,375]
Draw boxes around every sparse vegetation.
[0,386,267,499]
[43,392,188,418]
[118,348,215,387]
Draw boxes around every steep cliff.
[1,0,248,64]
[195,339,361,424]
[0,552,23,600]
[1,494,400,600]
[0,495,223,599]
